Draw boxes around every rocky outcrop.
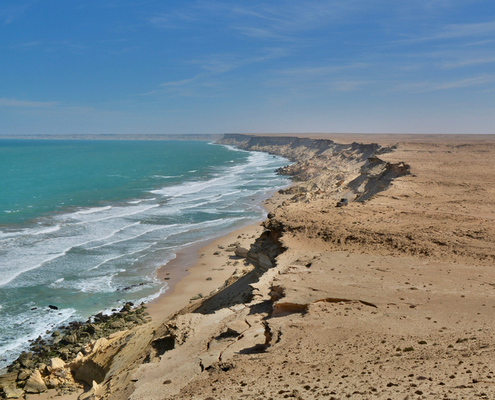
[24,370,47,394]
[0,303,152,398]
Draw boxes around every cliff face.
[218,133,409,204]
[218,133,381,161]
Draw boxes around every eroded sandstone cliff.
[218,133,410,203]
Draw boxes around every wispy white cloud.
[160,76,199,87]
[15,41,40,48]
[440,56,495,69]
[0,98,58,108]
[433,20,495,40]
[277,64,370,77]
[397,19,495,45]
[0,1,37,25]
[191,47,289,74]
[393,74,495,93]
[435,74,495,90]
[148,10,196,29]
[148,0,367,41]
[332,80,370,92]
[147,47,290,98]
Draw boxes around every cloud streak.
[0,1,37,25]
[393,74,495,93]
[0,98,58,108]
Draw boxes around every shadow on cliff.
[348,157,410,202]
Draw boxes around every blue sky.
[1,0,494,135]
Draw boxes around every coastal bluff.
[2,133,495,400]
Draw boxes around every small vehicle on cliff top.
[336,198,348,207]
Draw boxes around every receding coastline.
[2,133,495,400]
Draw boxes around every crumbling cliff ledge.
[218,133,410,203]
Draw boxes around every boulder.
[50,357,65,370]
[234,247,249,258]
[78,380,103,400]
[18,352,34,369]
[0,372,18,389]
[24,370,47,393]
[109,319,125,330]
[17,369,31,381]
[2,384,24,399]
[84,323,97,335]
[257,253,273,270]
[44,375,61,389]
[62,332,78,345]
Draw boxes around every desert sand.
[3,133,495,400]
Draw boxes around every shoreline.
[145,192,285,322]
[0,190,288,399]
[0,141,291,372]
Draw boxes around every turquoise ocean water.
[0,139,290,369]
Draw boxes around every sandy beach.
[146,222,267,322]
[4,133,495,400]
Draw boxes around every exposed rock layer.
[219,133,409,203]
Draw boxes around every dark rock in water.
[48,305,58,310]
[121,303,132,312]
[31,307,37,311]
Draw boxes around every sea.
[0,139,290,370]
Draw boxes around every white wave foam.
[0,245,74,287]
[0,307,75,370]
[84,223,179,250]
[51,274,117,293]
[75,221,142,249]
[32,225,61,235]
[75,206,113,215]
[73,204,160,225]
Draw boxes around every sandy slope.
[20,134,495,400]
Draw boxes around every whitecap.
[32,225,61,235]
[75,206,113,215]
